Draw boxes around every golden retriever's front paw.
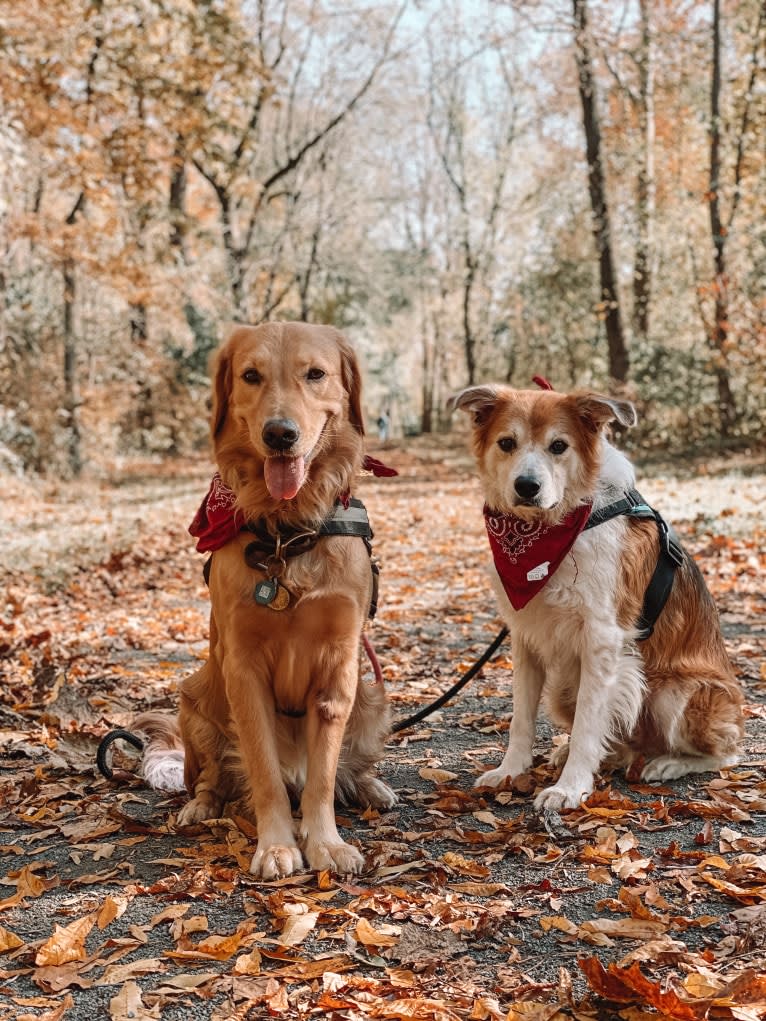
[250,844,303,880]
[176,796,221,826]
[533,784,587,811]
[304,840,364,875]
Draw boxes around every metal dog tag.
[254,578,279,606]
[254,578,291,610]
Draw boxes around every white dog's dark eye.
[549,439,568,455]
[306,367,325,381]
[497,436,517,453]
[242,368,262,385]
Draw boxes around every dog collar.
[188,455,397,554]
[484,504,592,611]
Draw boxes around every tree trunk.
[572,0,629,382]
[707,0,737,438]
[632,0,655,346]
[62,193,85,477]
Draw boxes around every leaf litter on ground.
[0,438,764,1019]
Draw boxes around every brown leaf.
[278,910,319,947]
[0,924,24,953]
[108,980,159,1020]
[578,957,701,1019]
[35,914,95,967]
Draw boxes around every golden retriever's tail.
[133,711,186,792]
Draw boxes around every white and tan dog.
[454,384,744,811]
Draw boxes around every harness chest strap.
[202,497,380,619]
[583,488,685,640]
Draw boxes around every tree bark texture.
[572,0,630,382]
[632,0,655,346]
[708,0,737,437]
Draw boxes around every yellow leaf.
[442,852,491,879]
[539,916,578,935]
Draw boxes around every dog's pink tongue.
[264,456,306,500]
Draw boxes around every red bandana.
[484,503,592,610]
[188,456,398,553]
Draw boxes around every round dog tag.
[270,584,291,611]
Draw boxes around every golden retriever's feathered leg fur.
[136,323,395,879]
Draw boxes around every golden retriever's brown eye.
[497,436,517,453]
[242,369,261,385]
[306,367,325,381]
[549,439,568,455]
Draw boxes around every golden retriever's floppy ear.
[338,333,365,435]
[448,385,500,425]
[210,344,233,438]
[574,393,637,432]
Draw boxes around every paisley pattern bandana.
[484,503,592,610]
[189,456,398,553]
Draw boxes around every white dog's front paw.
[534,784,589,811]
[475,753,532,790]
[250,843,303,880]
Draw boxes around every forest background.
[0,0,764,479]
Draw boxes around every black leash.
[391,626,509,734]
[95,628,511,775]
[96,728,144,780]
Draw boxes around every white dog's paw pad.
[474,767,513,790]
[533,785,585,811]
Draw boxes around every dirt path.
[0,441,765,1020]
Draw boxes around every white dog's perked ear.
[575,393,637,431]
[448,385,500,425]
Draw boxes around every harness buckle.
[657,518,684,567]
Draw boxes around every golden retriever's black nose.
[514,476,541,499]
[263,418,300,451]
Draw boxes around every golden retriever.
[138,322,395,878]
[453,384,744,810]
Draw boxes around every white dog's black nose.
[514,475,541,499]
[263,418,300,451]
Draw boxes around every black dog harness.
[203,496,380,618]
[584,488,685,640]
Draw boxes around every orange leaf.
[578,958,701,1019]
[35,914,95,967]
[355,917,399,949]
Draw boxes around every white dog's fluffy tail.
[133,712,186,792]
